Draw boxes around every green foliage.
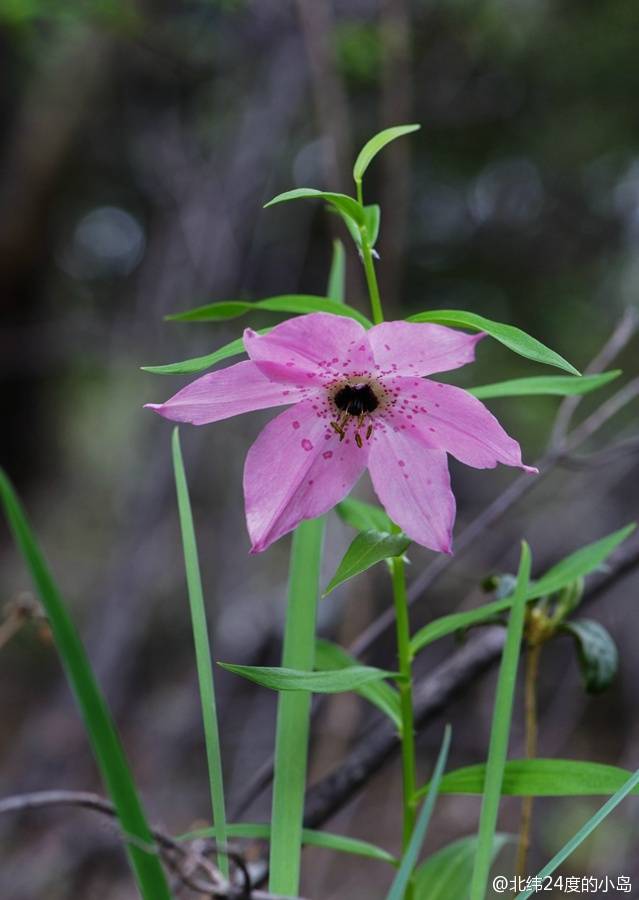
[470,543,531,900]
[327,240,346,303]
[142,331,269,375]
[315,639,402,730]
[324,529,411,596]
[336,496,392,532]
[419,758,639,798]
[353,124,421,183]
[407,309,579,375]
[219,662,395,693]
[560,619,619,693]
[469,370,621,399]
[166,294,371,327]
[0,470,172,900]
[414,835,510,900]
[265,188,365,227]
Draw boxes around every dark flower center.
[334,383,379,417]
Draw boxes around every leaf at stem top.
[560,619,619,693]
[469,370,621,400]
[219,662,396,693]
[324,529,411,596]
[264,188,365,227]
[407,309,579,375]
[353,124,421,183]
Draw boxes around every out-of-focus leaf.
[324,529,411,596]
[166,294,371,327]
[410,525,635,656]
[560,619,619,693]
[363,204,380,246]
[414,834,510,900]
[407,309,579,375]
[315,639,402,730]
[219,662,395,693]
[353,124,420,182]
[142,332,266,375]
[327,240,346,303]
[469,371,621,399]
[417,759,639,798]
[264,188,365,227]
[336,497,392,533]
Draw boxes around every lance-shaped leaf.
[417,759,639,799]
[469,370,621,400]
[327,240,346,303]
[560,619,619,693]
[265,188,365,227]
[219,662,396,693]
[331,202,381,251]
[414,834,510,900]
[353,124,421,183]
[407,309,579,375]
[166,294,371,328]
[315,639,402,730]
[336,497,392,533]
[142,330,269,375]
[324,529,411,596]
[410,524,636,656]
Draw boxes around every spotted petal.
[387,376,537,472]
[368,424,455,553]
[244,399,369,552]
[244,312,374,387]
[368,321,483,377]
[145,360,312,424]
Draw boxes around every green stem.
[391,555,418,851]
[361,240,384,326]
[269,517,325,895]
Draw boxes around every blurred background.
[1,1,639,898]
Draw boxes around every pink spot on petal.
[323,450,333,460]
[292,420,300,429]
[301,438,313,451]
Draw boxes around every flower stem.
[391,554,418,858]
[516,642,542,877]
[361,242,384,326]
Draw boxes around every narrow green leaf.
[219,662,395,693]
[363,204,381,246]
[410,525,635,656]
[178,823,397,865]
[515,768,639,900]
[386,725,452,900]
[417,759,639,799]
[0,470,172,900]
[336,497,392,533]
[407,309,579,375]
[470,543,531,900]
[324,529,411,596]
[141,330,269,376]
[172,429,228,876]
[353,124,421,183]
[166,294,371,328]
[264,188,365,227]
[315,639,402,730]
[414,834,510,900]
[269,518,324,895]
[327,240,346,303]
[469,371,621,400]
[560,619,619,693]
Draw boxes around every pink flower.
[147,313,536,554]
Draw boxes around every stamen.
[366,425,373,440]
[355,433,363,448]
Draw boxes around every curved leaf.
[469,371,621,400]
[353,124,421,182]
[560,619,619,693]
[219,662,395,693]
[324,529,411,596]
[166,294,371,327]
[141,329,271,376]
[315,639,402,730]
[414,834,510,900]
[407,309,579,375]
[417,759,639,799]
[336,497,392,533]
[264,188,365,227]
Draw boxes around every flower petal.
[244,312,374,387]
[368,424,455,553]
[244,399,369,552]
[368,321,483,377]
[145,360,313,425]
[387,376,537,472]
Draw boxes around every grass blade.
[469,371,620,399]
[171,429,228,877]
[0,469,172,900]
[386,725,452,900]
[166,294,371,327]
[470,542,531,900]
[220,662,395,693]
[269,517,325,895]
[514,768,639,900]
